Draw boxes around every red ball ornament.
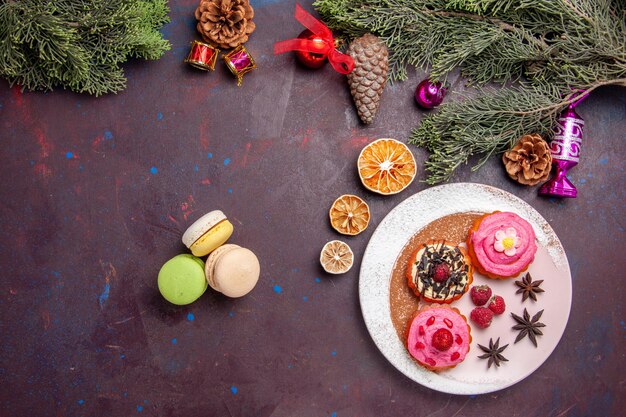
[295,29,328,69]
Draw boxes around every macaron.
[158,254,207,305]
[205,245,260,298]
[182,210,234,257]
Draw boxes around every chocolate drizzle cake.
[406,240,473,303]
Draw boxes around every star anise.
[511,308,546,347]
[515,273,545,302]
[477,337,509,369]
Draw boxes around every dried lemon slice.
[358,138,417,195]
[320,240,354,274]
[329,194,370,236]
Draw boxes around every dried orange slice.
[320,240,354,274]
[329,194,370,236]
[358,138,417,195]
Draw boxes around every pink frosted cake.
[467,211,537,279]
[406,304,472,371]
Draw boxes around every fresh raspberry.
[470,307,494,329]
[432,263,451,282]
[488,295,506,315]
[431,328,453,351]
[470,285,493,306]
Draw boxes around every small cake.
[467,211,537,279]
[406,240,473,303]
[406,304,472,371]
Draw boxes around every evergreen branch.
[0,0,171,96]
[315,0,626,183]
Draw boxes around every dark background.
[0,1,624,416]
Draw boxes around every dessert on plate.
[406,304,472,371]
[466,211,537,279]
[406,240,473,303]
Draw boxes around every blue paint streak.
[194,164,199,172]
[273,285,282,294]
[228,311,235,317]
[579,178,587,184]
[207,152,213,159]
[78,399,85,405]
[302,296,308,301]
[223,158,231,166]
[187,313,195,321]
[228,188,233,194]
[150,166,158,174]
[98,283,110,307]
[598,156,609,165]
[315,277,321,283]
[230,386,238,395]
[66,151,74,159]
[104,130,113,140]
[171,338,177,345]
[157,112,164,120]
[331,413,337,417]
[120,354,126,359]
[331,350,337,356]
[137,405,143,412]
[255,0,284,6]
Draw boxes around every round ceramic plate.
[359,183,572,395]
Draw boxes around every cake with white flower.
[466,211,537,279]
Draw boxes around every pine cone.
[346,34,388,125]
[194,0,256,49]
[503,134,552,186]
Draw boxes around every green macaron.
[158,254,207,305]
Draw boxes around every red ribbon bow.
[273,4,354,74]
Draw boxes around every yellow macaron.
[182,210,234,257]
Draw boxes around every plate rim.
[358,182,572,395]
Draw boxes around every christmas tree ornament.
[194,0,256,49]
[539,96,587,198]
[185,40,219,71]
[294,29,328,69]
[415,78,447,109]
[502,134,552,186]
[274,4,354,75]
[223,45,256,86]
[346,34,389,125]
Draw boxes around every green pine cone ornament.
[346,34,389,125]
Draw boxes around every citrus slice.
[320,240,354,274]
[329,194,370,236]
[357,138,417,195]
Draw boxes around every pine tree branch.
[315,0,626,183]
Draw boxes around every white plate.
[359,183,572,395]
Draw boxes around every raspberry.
[470,307,494,329]
[488,295,506,315]
[470,285,493,306]
[431,328,453,351]
[450,352,460,361]
[432,263,451,282]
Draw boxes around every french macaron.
[182,210,234,257]
[205,244,260,298]
[158,254,207,305]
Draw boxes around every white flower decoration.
[494,227,521,256]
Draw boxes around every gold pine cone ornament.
[195,0,256,49]
[503,134,552,186]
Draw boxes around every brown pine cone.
[346,34,389,125]
[503,134,552,186]
[194,0,256,49]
